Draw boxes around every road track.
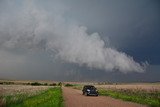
[62,87,147,107]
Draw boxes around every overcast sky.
[0,0,160,82]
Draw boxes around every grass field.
[99,89,160,107]
[1,81,160,107]
[0,85,63,107]
[96,84,160,107]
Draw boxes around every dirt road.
[62,87,147,107]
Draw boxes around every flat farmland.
[96,84,160,107]
[95,83,160,91]
[1,82,160,107]
[0,85,63,107]
[0,85,52,96]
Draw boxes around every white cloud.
[0,1,148,73]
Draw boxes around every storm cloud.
[0,0,148,73]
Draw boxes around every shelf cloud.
[0,0,148,73]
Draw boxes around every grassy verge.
[99,89,160,107]
[5,87,63,107]
[64,84,82,90]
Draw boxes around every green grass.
[65,83,75,87]
[6,87,63,107]
[65,84,83,90]
[99,89,160,107]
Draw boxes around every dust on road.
[62,87,147,107]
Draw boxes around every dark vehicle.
[82,85,98,96]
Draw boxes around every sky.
[0,0,160,82]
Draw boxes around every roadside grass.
[65,84,75,87]
[72,84,83,90]
[65,84,83,90]
[99,89,160,107]
[1,89,46,106]
[3,87,63,107]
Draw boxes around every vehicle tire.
[82,92,85,95]
[85,92,88,96]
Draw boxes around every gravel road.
[62,87,147,107]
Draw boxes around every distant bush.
[31,82,42,86]
[44,83,48,86]
[65,84,74,87]
[49,83,57,86]
[58,82,62,86]
[2,82,14,85]
[97,82,113,85]
[27,83,31,85]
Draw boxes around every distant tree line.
[0,81,62,86]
